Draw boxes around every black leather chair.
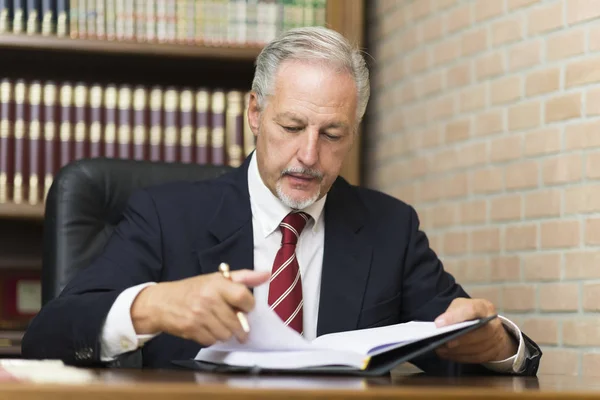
[42,157,233,306]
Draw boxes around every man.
[22,26,541,376]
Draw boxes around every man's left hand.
[434,298,517,364]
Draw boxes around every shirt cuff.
[482,315,528,374]
[100,282,160,361]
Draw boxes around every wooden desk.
[0,369,599,399]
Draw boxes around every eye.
[282,126,302,133]
[323,133,341,141]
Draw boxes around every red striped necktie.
[267,211,309,334]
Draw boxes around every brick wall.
[365,0,600,376]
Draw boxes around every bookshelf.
[0,0,365,356]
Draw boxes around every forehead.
[269,60,358,122]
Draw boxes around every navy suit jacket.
[22,157,541,376]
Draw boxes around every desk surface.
[0,369,599,399]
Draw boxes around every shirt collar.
[247,152,327,237]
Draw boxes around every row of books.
[0,0,327,46]
[0,78,256,206]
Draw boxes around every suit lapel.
[317,178,373,337]
[195,157,254,277]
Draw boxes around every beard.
[275,166,323,210]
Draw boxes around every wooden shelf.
[0,331,23,357]
[0,203,44,221]
[0,33,263,61]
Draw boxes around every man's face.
[248,60,358,209]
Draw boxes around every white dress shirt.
[99,153,527,373]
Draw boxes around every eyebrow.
[275,112,349,130]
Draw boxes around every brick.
[431,204,458,229]
[476,52,504,80]
[459,84,486,113]
[492,16,523,47]
[444,118,471,143]
[505,160,539,190]
[538,349,579,376]
[490,255,521,282]
[408,49,429,74]
[584,283,600,311]
[475,110,504,136]
[583,354,600,377]
[585,217,600,245]
[509,40,542,72]
[420,126,442,149]
[433,39,460,67]
[462,28,487,57]
[523,253,562,281]
[403,103,427,127]
[542,154,583,185]
[545,93,582,123]
[422,17,443,43]
[470,227,501,253]
[428,233,443,254]
[490,194,522,221]
[586,151,600,179]
[541,220,581,248]
[433,0,458,12]
[446,5,471,34]
[443,231,469,255]
[567,0,600,25]
[521,318,559,345]
[419,72,443,98]
[504,224,537,251]
[565,185,600,214]
[524,189,561,218]
[540,283,579,311]
[432,148,458,173]
[502,285,535,311]
[420,177,444,202]
[391,184,418,205]
[471,168,504,194]
[444,173,469,199]
[565,121,600,150]
[400,29,419,53]
[490,135,522,163]
[528,2,563,35]
[468,287,502,309]
[507,0,539,10]
[474,0,504,22]
[564,319,600,346]
[524,128,561,156]
[408,0,431,21]
[409,156,428,179]
[525,68,560,97]
[565,251,600,279]
[566,57,600,88]
[458,142,488,168]
[547,29,586,61]
[508,101,540,131]
[446,62,471,90]
[589,26,600,51]
[459,200,487,225]
[429,95,456,122]
[491,76,521,105]
[458,257,490,283]
[586,87,600,116]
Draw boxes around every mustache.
[281,166,324,181]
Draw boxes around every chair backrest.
[42,157,232,305]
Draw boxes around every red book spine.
[89,84,103,158]
[104,85,117,158]
[28,81,43,205]
[149,87,163,162]
[163,87,178,162]
[133,86,148,160]
[0,79,14,204]
[195,89,209,165]
[118,85,132,159]
[226,90,243,167]
[43,82,58,201]
[13,80,28,204]
[59,83,74,168]
[179,88,194,163]
[73,83,89,160]
[210,89,226,166]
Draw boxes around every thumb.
[434,299,473,328]
[230,269,271,287]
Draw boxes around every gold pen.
[218,262,251,333]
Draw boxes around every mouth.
[286,173,316,182]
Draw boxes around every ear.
[247,92,261,138]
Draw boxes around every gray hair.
[251,26,370,127]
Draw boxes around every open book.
[173,303,496,376]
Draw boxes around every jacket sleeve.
[21,188,163,367]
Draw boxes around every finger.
[443,321,500,349]
[212,299,249,343]
[438,323,504,358]
[191,326,218,347]
[435,299,493,327]
[221,283,256,313]
[230,270,271,287]
[204,312,236,343]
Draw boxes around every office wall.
[364,0,600,376]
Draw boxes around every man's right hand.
[130,269,270,346]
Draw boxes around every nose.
[296,128,319,167]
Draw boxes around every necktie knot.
[280,211,309,245]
